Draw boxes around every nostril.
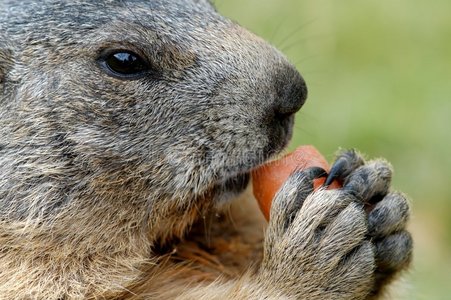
[274,65,308,118]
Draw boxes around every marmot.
[0,0,412,299]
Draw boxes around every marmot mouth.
[212,122,293,203]
[223,172,250,193]
[214,172,250,203]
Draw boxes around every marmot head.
[0,0,306,224]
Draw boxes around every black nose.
[273,65,307,119]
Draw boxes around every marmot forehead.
[1,0,226,56]
[1,0,218,32]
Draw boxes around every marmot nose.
[273,65,307,119]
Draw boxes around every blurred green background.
[216,0,450,299]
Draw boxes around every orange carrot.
[252,145,341,221]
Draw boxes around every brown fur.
[0,1,412,299]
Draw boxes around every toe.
[368,192,410,238]
[318,202,368,270]
[374,231,413,272]
[343,159,392,203]
[269,167,328,234]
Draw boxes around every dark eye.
[99,50,150,79]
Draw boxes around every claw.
[325,157,347,187]
[290,167,328,206]
[299,166,328,181]
[325,150,364,187]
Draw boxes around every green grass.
[216,1,451,298]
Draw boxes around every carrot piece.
[251,145,341,221]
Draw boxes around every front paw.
[329,150,413,298]
[258,168,376,299]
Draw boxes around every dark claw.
[290,167,328,210]
[325,157,347,186]
[325,149,364,187]
[297,166,328,181]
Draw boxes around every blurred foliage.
[216,0,451,299]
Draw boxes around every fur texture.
[0,1,412,299]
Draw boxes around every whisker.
[275,18,317,49]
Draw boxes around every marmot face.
[0,0,306,217]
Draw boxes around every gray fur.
[0,1,410,299]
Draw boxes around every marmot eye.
[99,50,150,79]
